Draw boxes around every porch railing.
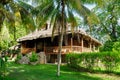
[45,46,92,54]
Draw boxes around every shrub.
[100,40,120,52]
[29,52,38,62]
[112,41,120,52]
[15,53,22,63]
[100,40,114,52]
[66,52,120,72]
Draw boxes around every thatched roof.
[17,29,54,42]
[17,29,102,45]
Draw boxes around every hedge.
[66,52,120,72]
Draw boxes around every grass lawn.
[4,62,120,80]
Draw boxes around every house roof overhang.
[17,29,102,46]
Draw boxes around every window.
[25,41,35,48]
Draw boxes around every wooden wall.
[21,40,36,54]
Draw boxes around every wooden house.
[17,24,102,63]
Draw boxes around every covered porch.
[45,46,98,54]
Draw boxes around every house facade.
[17,24,102,63]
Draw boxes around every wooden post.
[97,44,99,52]
[81,36,83,52]
[43,40,45,53]
[71,38,73,52]
[93,44,95,52]
[43,40,47,64]
[89,39,92,52]
[98,47,99,52]
[34,40,37,53]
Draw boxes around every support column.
[81,36,83,52]
[43,40,46,53]
[97,45,99,52]
[93,44,95,52]
[34,40,37,53]
[43,39,48,64]
[97,47,99,52]
[89,39,92,52]
[71,38,73,52]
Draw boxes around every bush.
[15,53,22,63]
[100,40,120,52]
[29,52,38,62]
[112,41,120,52]
[100,40,114,52]
[66,52,120,72]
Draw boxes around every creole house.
[17,24,102,63]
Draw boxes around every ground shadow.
[63,65,120,76]
[6,63,103,80]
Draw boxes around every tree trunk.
[13,26,16,42]
[111,25,117,41]
[57,0,65,76]
[109,4,117,41]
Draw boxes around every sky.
[118,19,120,26]
[84,4,96,10]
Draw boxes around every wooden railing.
[45,46,92,54]
[21,47,36,54]
[83,47,92,52]
[45,46,71,54]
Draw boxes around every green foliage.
[100,41,120,52]
[8,49,20,55]
[112,41,120,52]
[90,0,120,42]
[0,56,7,79]
[0,40,9,50]
[100,40,114,52]
[66,52,120,72]
[15,54,22,63]
[29,52,38,62]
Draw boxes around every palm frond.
[18,3,35,31]
[0,10,5,31]
[51,19,57,41]
[0,2,15,31]
[49,3,60,29]
[17,1,34,12]
[81,0,104,8]
[38,1,55,28]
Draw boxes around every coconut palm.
[35,0,103,76]
[0,0,36,43]
[15,0,103,76]
[0,0,18,49]
[0,0,14,31]
[17,0,36,32]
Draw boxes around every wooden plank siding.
[21,47,36,54]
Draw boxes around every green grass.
[3,62,120,80]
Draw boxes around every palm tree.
[17,0,48,31]
[16,0,103,76]
[29,0,103,76]
[17,0,36,32]
[0,0,36,43]
[0,0,17,49]
[36,0,103,76]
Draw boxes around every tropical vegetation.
[67,51,120,73]
[0,0,120,79]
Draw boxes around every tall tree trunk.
[13,26,16,42]
[111,25,117,41]
[109,4,117,41]
[57,0,65,76]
